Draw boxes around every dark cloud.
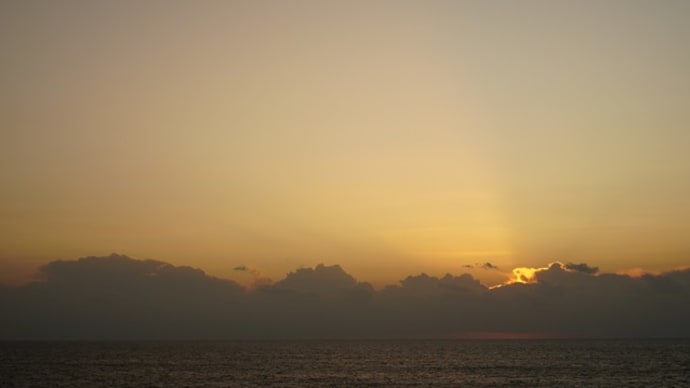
[481,262,499,270]
[1,255,689,339]
[564,262,599,274]
[463,262,499,270]
[272,264,372,298]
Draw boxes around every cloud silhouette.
[564,262,599,274]
[481,262,499,270]
[1,254,689,339]
[462,262,499,270]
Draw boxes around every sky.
[1,1,690,288]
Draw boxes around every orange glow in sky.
[1,1,690,287]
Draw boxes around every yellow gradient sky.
[1,1,689,287]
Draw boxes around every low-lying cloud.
[1,254,689,339]
[564,262,599,274]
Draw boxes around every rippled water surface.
[2,340,689,386]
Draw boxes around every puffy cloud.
[1,255,689,339]
[505,262,599,285]
[273,264,359,293]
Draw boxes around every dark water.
[2,340,689,387]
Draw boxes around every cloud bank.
[1,254,689,339]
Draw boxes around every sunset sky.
[2,1,689,288]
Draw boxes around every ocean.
[2,340,689,386]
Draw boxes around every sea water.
[2,340,689,386]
